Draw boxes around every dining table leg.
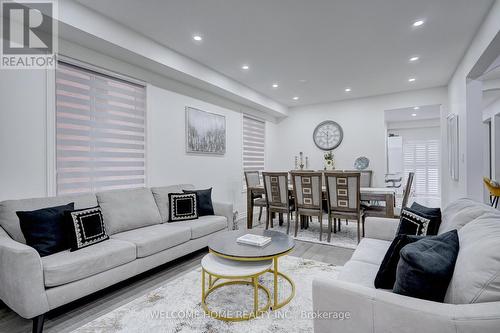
[247,189,254,229]
[385,193,395,218]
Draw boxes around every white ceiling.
[76,0,494,107]
[385,105,441,123]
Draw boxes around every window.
[242,115,265,189]
[403,139,440,198]
[55,62,146,195]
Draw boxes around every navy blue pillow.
[17,203,75,257]
[410,202,442,235]
[393,230,459,302]
[183,188,214,216]
[374,234,423,289]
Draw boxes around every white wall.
[267,88,447,188]
[0,40,274,213]
[443,0,500,205]
[0,70,48,200]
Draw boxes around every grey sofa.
[312,198,500,333]
[0,184,233,333]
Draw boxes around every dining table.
[246,185,396,229]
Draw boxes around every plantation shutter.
[242,115,265,189]
[55,62,146,195]
[403,139,440,197]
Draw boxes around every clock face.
[313,120,343,150]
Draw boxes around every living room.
[1,1,499,332]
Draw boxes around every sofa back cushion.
[97,188,162,234]
[444,214,500,304]
[439,198,499,234]
[0,194,97,243]
[151,184,195,223]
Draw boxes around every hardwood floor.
[0,228,353,333]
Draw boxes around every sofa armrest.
[212,201,234,230]
[0,227,49,318]
[312,277,500,333]
[364,217,399,241]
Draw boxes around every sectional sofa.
[312,198,500,333]
[0,184,233,333]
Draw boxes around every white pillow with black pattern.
[66,206,109,251]
[168,193,198,222]
[396,208,431,236]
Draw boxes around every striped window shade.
[242,115,265,189]
[55,62,146,195]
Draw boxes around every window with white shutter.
[242,115,265,189]
[403,139,440,197]
[55,62,146,195]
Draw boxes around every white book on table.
[236,234,272,247]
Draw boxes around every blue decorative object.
[354,156,370,170]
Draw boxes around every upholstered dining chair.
[291,171,324,240]
[262,172,294,231]
[244,171,266,221]
[394,172,415,217]
[359,170,373,188]
[324,171,365,243]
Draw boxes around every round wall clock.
[313,120,344,150]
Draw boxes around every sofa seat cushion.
[42,239,136,287]
[176,215,228,239]
[111,224,191,258]
[350,238,391,266]
[445,214,500,304]
[97,188,162,235]
[337,260,380,288]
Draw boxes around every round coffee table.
[208,229,295,312]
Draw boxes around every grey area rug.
[72,256,339,333]
[252,215,359,250]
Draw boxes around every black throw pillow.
[168,193,198,222]
[374,234,423,289]
[410,202,442,235]
[396,208,431,236]
[66,206,109,251]
[393,230,459,302]
[16,203,75,257]
[183,188,214,216]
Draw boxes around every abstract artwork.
[186,107,226,154]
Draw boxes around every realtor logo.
[1,0,57,69]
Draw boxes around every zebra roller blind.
[55,62,146,195]
[242,115,265,189]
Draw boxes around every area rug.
[72,256,338,333]
[252,217,358,249]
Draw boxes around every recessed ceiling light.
[299,79,307,83]
[414,106,420,110]
[192,35,203,41]
[345,88,352,92]
[409,56,419,62]
[408,78,416,82]
[292,96,299,100]
[241,65,249,70]
[411,113,417,117]
[272,83,279,88]
[413,20,424,27]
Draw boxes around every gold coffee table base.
[208,249,296,315]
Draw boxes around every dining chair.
[324,171,365,243]
[262,172,294,231]
[291,171,324,240]
[360,170,373,188]
[244,171,267,221]
[394,172,415,217]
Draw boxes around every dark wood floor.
[0,229,353,333]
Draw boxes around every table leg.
[273,258,278,309]
[385,193,395,217]
[253,277,258,314]
[279,213,284,226]
[247,189,254,229]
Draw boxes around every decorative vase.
[324,159,334,170]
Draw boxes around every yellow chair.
[483,177,500,208]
